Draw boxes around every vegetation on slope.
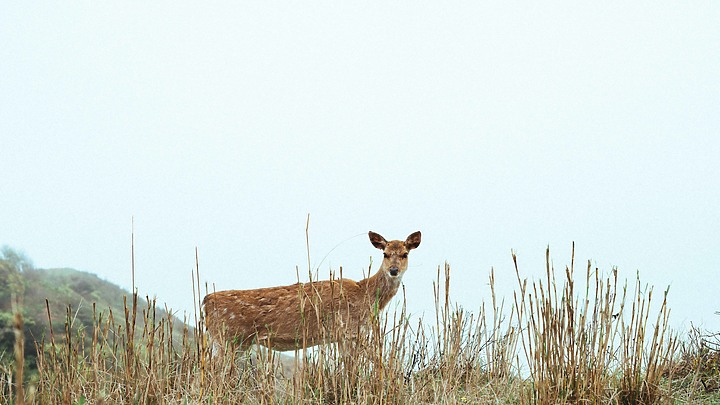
[0,248,188,378]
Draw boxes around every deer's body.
[203,231,421,351]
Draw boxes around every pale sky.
[1,2,719,332]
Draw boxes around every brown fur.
[203,231,421,351]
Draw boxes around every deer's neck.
[358,268,401,311]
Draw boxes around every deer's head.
[368,231,421,279]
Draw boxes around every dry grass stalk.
[673,326,720,396]
[513,244,679,404]
[12,295,26,405]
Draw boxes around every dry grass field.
[3,248,719,404]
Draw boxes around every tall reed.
[513,245,679,404]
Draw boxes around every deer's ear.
[368,231,387,250]
[405,231,421,250]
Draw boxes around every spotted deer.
[203,231,421,351]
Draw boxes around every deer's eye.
[401,253,408,259]
[383,253,390,259]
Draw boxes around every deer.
[202,231,421,352]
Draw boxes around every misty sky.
[1,2,719,332]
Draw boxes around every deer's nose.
[389,266,399,276]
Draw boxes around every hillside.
[0,247,193,371]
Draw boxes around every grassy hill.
[0,248,191,374]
